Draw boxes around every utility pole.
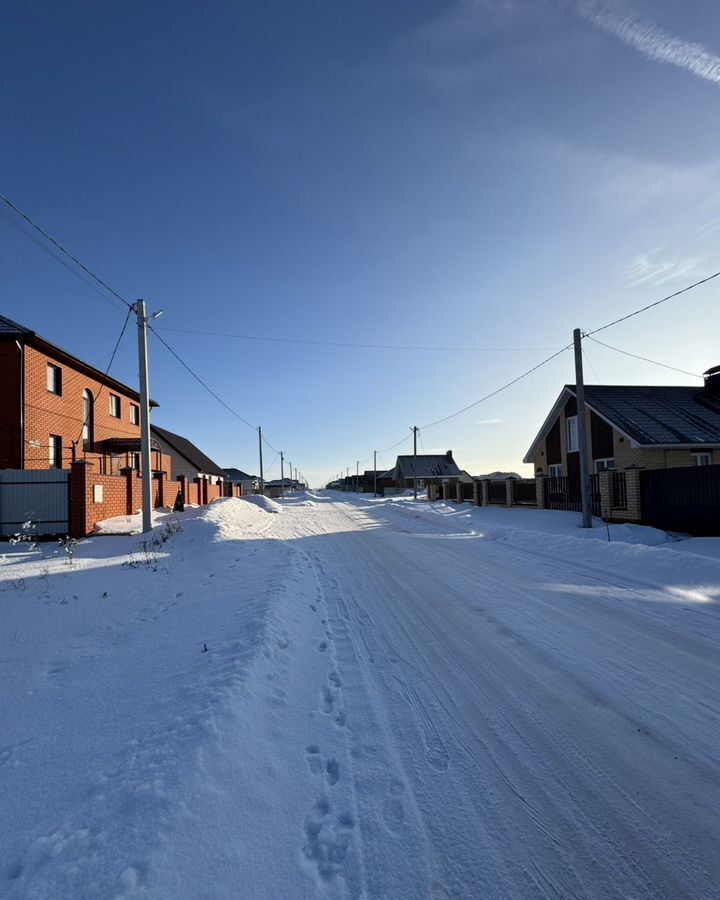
[258,426,265,495]
[574,328,592,528]
[346,466,349,492]
[373,451,378,496]
[135,299,153,533]
[280,451,285,498]
[413,425,418,500]
[355,460,359,492]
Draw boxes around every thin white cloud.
[627,251,705,287]
[572,1,720,85]
[476,418,504,425]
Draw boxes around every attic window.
[566,416,579,452]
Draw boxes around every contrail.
[573,0,720,84]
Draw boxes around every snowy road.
[2,494,720,899]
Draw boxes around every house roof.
[223,467,257,482]
[0,314,158,407]
[151,425,225,477]
[523,383,720,463]
[395,453,462,479]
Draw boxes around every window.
[82,389,94,450]
[566,416,579,452]
[130,403,139,426]
[48,434,62,469]
[692,452,712,466]
[548,464,562,478]
[46,363,62,395]
[130,452,140,470]
[109,394,121,418]
[595,458,615,473]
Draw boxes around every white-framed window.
[130,403,139,426]
[130,452,140,470]
[48,434,62,469]
[548,464,562,478]
[692,452,712,466]
[595,458,615,473]
[109,394,121,418]
[566,415,579,452]
[46,363,62,395]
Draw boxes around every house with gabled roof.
[0,313,168,477]
[151,425,225,505]
[387,451,463,490]
[524,367,720,478]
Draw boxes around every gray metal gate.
[0,469,70,537]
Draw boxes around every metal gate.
[0,469,70,537]
[640,464,720,535]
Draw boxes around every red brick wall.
[23,345,143,470]
[0,343,21,468]
[70,462,167,537]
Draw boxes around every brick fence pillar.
[599,471,612,519]
[455,481,463,503]
[505,478,514,507]
[473,481,480,506]
[482,480,490,507]
[535,476,546,509]
[625,469,642,521]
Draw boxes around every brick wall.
[70,461,167,537]
[23,345,143,471]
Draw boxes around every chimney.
[446,450,453,460]
[703,365,720,399]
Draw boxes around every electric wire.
[155,326,557,354]
[0,192,132,311]
[584,335,703,379]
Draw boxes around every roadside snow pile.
[94,508,174,535]
[240,494,282,513]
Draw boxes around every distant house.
[387,451,463,490]
[524,370,720,477]
[223,467,258,496]
[151,425,225,503]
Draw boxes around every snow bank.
[239,494,282,514]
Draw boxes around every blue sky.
[2,0,719,485]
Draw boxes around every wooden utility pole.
[413,425,418,500]
[574,328,592,528]
[373,451,378,496]
[280,451,285,498]
[355,460,359,492]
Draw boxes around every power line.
[420,344,572,430]
[155,326,556,354]
[585,271,720,337]
[148,325,258,431]
[0,192,132,311]
[584,335,703,379]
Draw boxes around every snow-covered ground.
[2,494,720,899]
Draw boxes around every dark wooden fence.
[511,479,537,506]
[545,475,601,517]
[487,480,507,504]
[640,464,720,535]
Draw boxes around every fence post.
[473,480,480,506]
[505,478,514,507]
[535,476,545,509]
[455,481,463,503]
[598,471,612,520]
[625,470,642,521]
[70,460,90,538]
[482,480,489,506]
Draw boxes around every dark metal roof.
[0,314,158,407]
[395,454,461,479]
[151,425,225,477]
[581,385,720,445]
[524,383,720,462]
[223,467,257,482]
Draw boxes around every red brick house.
[0,314,169,478]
